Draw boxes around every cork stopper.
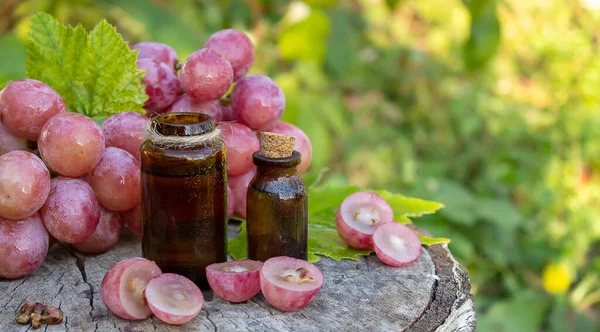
[259,132,296,158]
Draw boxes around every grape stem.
[220,95,231,106]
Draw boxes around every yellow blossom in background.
[542,263,572,294]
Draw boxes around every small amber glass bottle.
[247,133,308,261]
[141,113,227,288]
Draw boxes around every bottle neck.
[153,112,215,136]
[252,151,301,178]
[256,165,298,177]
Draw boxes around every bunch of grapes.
[132,29,313,219]
[0,28,312,280]
[0,80,145,280]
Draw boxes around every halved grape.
[168,94,222,121]
[180,48,233,102]
[0,213,48,279]
[0,151,50,220]
[73,207,122,254]
[270,122,313,174]
[121,204,142,237]
[87,147,141,212]
[41,177,101,244]
[205,29,255,81]
[101,112,148,159]
[230,75,285,131]
[101,257,162,320]
[229,168,256,218]
[227,185,234,220]
[260,256,323,312]
[38,113,105,177]
[0,122,27,156]
[145,273,204,325]
[0,79,66,140]
[336,192,394,249]
[218,122,260,176]
[372,222,422,267]
[206,260,263,303]
[132,42,179,72]
[138,59,181,112]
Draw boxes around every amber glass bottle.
[141,113,227,288]
[247,147,308,261]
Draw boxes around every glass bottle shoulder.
[249,173,306,199]
[141,140,226,177]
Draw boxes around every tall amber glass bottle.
[247,133,308,261]
[141,113,227,288]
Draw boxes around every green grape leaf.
[228,222,248,259]
[377,190,445,222]
[25,12,147,117]
[228,186,446,262]
[419,235,451,246]
[0,34,26,88]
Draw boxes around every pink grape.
[145,273,204,325]
[137,59,181,112]
[121,204,142,237]
[270,122,313,174]
[41,177,101,244]
[0,213,48,279]
[230,75,285,131]
[218,122,259,176]
[0,122,27,156]
[220,103,235,121]
[205,29,255,81]
[167,94,222,121]
[0,79,66,140]
[336,192,394,249]
[73,207,122,254]
[101,257,162,320]
[372,222,422,267]
[0,151,50,220]
[229,168,256,218]
[260,256,323,312]
[132,42,179,72]
[101,112,148,159]
[87,147,141,212]
[180,48,233,102]
[206,260,263,303]
[227,185,234,220]
[38,113,105,177]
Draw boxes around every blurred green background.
[1,0,600,330]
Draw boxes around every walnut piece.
[15,302,63,329]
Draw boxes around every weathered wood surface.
[0,225,476,331]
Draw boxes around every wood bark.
[0,226,475,331]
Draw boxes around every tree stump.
[0,224,476,331]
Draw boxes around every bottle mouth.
[153,112,215,136]
[253,150,301,167]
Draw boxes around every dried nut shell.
[31,313,42,329]
[15,302,64,328]
[33,303,44,314]
[15,313,31,325]
[43,305,63,325]
[20,302,37,314]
